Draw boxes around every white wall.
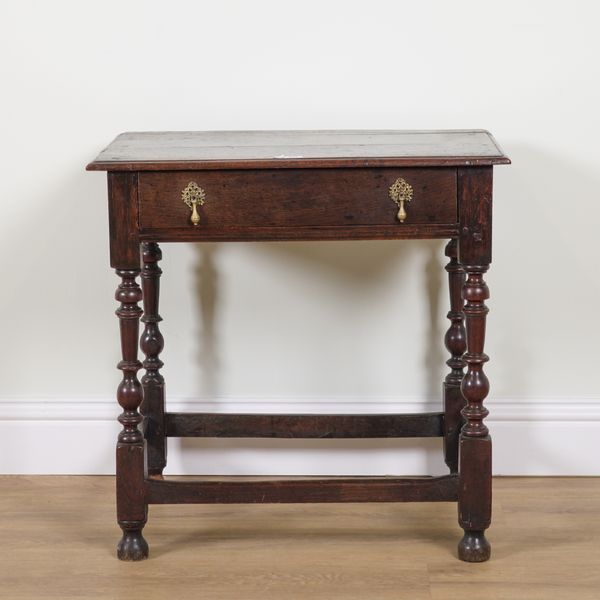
[0,0,598,475]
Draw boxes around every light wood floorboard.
[0,476,598,599]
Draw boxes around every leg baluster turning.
[115,268,149,561]
[140,242,167,477]
[443,239,466,473]
[457,267,492,562]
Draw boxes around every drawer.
[138,168,457,232]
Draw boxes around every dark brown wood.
[90,130,508,562]
[140,242,166,477]
[456,167,493,563]
[139,224,459,243]
[442,239,466,473]
[164,412,444,438]
[138,168,457,231]
[145,475,458,504]
[458,436,492,560]
[86,130,510,171]
[114,268,148,561]
[107,172,139,269]
[457,267,492,563]
[458,167,493,266]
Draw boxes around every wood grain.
[87,130,511,171]
[456,166,494,561]
[107,172,139,268]
[138,223,460,242]
[140,242,167,477]
[138,167,457,232]
[0,476,598,600]
[164,412,445,439]
[94,131,510,561]
[442,239,466,473]
[145,475,458,504]
[114,268,148,560]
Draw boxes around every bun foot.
[117,527,149,561]
[458,530,490,562]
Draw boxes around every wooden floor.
[0,477,598,599]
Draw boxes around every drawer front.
[138,168,457,232]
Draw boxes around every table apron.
[137,167,459,239]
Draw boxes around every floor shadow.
[148,501,459,559]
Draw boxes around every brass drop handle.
[182,181,206,226]
[389,178,413,223]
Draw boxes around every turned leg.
[443,239,466,473]
[456,166,493,562]
[140,242,167,477]
[457,266,492,562]
[115,268,149,561]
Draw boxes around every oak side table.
[87,130,510,562]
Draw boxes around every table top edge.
[86,129,511,171]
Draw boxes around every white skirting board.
[0,398,598,475]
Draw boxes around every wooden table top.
[87,130,510,171]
